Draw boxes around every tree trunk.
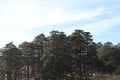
[7,72,12,80]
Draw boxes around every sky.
[0,0,120,48]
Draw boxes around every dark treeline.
[0,30,120,80]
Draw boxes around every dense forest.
[0,29,120,80]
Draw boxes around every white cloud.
[0,1,104,30]
[0,3,44,29]
[46,7,104,25]
[73,7,104,20]
[0,31,28,48]
[0,0,119,48]
[64,17,120,36]
[82,17,120,36]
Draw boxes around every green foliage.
[98,42,120,73]
[2,42,23,80]
[41,31,68,80]
[0,30,120,80]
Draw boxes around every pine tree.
[2,42,23,80]
[41,31,69,80]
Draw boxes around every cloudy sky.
[0,0,120,48]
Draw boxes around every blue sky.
[0,0,120,48]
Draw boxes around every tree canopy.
[0,30,120,80]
